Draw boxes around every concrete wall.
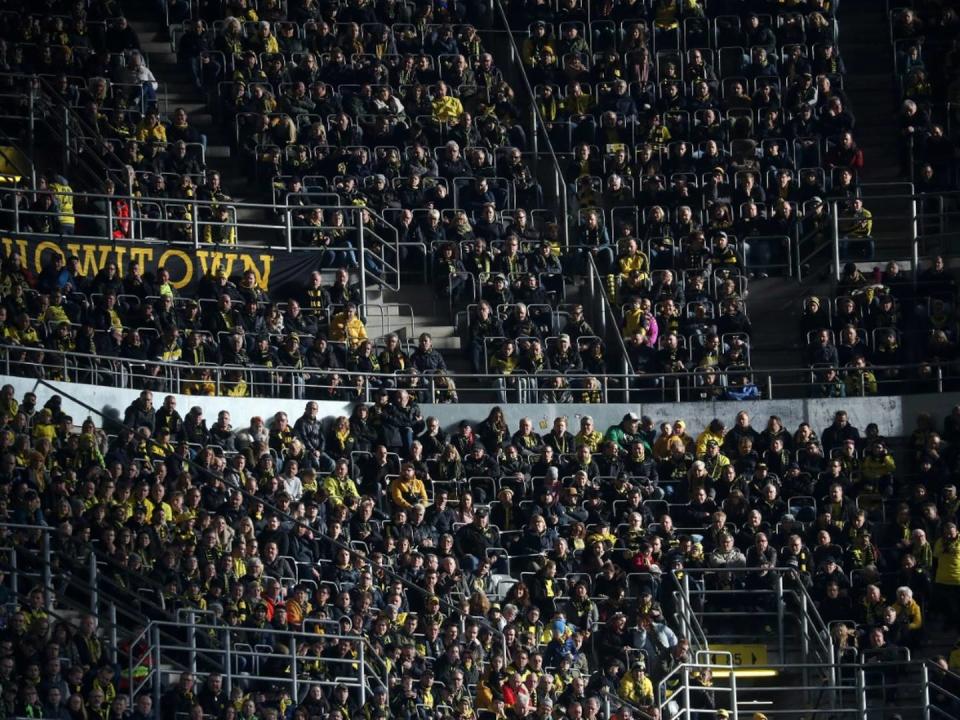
[7,377,958,438]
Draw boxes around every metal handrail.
[130,619,379,710]
[674,567,835,671]
[0,72,130,192]
[5,343,956,402]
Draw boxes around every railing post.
[766,374,773,399]
[832,201,841,281]
[127,629,136,706]
[530,106,538,155]
[8,547,16,597]
[152,624,162,712]
[937,364,944,393]
[908,135,915,184]
[856,666,868,720]
[921,662,931,720]
[776,573,786,663]
[89,553,99,613]
[109,603,118,664]
[359,640,366,707]
[223,624,233,696]
[290,636,298,701]
[41,530,52,611]
[729,662,739,720]
[285,208,293,253]
[357,210,367,303]
[187,610,197,675]
[682,664,691,717]
[107,193,113,239]
[192,202,200,250]
[912,196,920,277]
[61,106,70,171]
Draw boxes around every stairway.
[745,1,914,382]
[838,0,915,260]
[125,5,271,229]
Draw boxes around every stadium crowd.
[0,384,960,718]
[0,0,959,405]
[0,0,959,717]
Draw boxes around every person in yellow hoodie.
[135,109,167,143]
[652,422,675,461]
[861,441,896,494]
[330,303,367,350]
[46,174,75,235]
[389,462,428,509]
[322,459,360,504]
[695,419,727,458]
[574,416,603,452]
[616,238,650,283]
[934,522,960,623]
[672,420,694,453]
[621,296,648,339]
[31,408,57,443]
[618,662,654,706]
[522,22,555,68]
[431,81,464,123]
[0,386,19,424]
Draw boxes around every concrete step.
[204,145,232,159]
[142,40,173,55]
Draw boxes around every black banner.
[2,237,326,299]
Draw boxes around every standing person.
[934,522,960,629]
[46,174,75,235]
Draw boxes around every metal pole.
[127,629,136,706]
[531,107,538,156]
[921,662,931,720]
[912,196,920,279]
[285,208,293,253]
[682,665,691,717]
[729,663,739,720]
[103,193,113,242]
[357,210,367,303]
[41,531,51,611]
[152,624,162,712]
[359,640,366,707]
[559,167,569,249]
[908,135,915,184]
[800,592,810,701]
[776,574,785,663]
[109,603,118,664]
[89,553,99,613]
[832,201,841,281]
[290,636,298,702]
[856,667,868,720]
[223,624,233,697]
[766,374,773,399]
[192,202,200,250]
[9,548,16,597]
[937,365,944,393]
[62,106,70,171]
[187,610,197,675]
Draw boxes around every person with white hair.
[121,50,158,107]
[893,585,923,645]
